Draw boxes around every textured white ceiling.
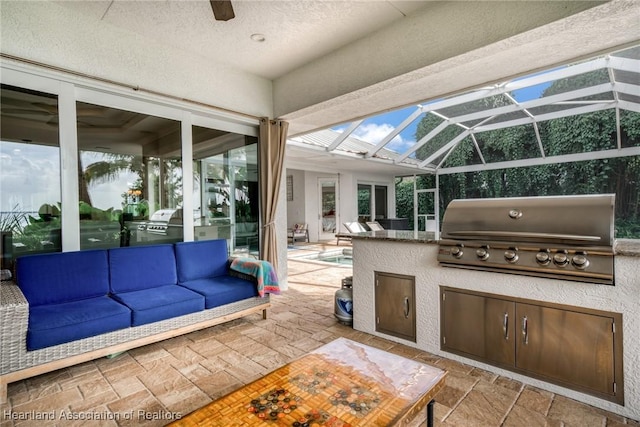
[55,0,428,80]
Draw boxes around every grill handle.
[447,230,602,242]
[403,297,410,319]
[522,316,529,345]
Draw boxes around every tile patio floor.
[1,242,638,426]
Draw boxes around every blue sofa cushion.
[175,240,228,282]
[16,250,110,306]
[111,285,204,326]
[109,244,178,293]
[27,296,131,350]
[179,276,258,309]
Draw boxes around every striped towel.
[230,257,280,297]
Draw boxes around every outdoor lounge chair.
[336,222,368,245]
[366,221,384,231]
[287,223,309,245]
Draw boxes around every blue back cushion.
[174,239,228,282]
[109,244,177,293]
[16,250,110,307]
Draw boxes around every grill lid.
[440,194,615,248]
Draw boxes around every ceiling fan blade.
[210,0,235,21]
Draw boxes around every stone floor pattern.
[2,248,638,426]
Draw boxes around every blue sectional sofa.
[0,239,271,401]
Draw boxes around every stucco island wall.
[351,234,640,421]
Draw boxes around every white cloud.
[352,123,413,154]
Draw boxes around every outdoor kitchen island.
[349,230,640,421]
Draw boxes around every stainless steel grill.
[137,209,184,241]
[437,194,615,285]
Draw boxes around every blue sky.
[332,80,553,155]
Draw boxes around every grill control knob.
[451,246,464,259]
[536,251,551,266]
[476,247,490,261]
[504,249,518,263]
[572,254,590,270]
[553,252,569,267]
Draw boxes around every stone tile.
[199,356,232,374]
[547,395,607,427]
[502,403,559,427]
[99,359,146,384]
[433,384,468,409]
[109,376,147,399]
[128,343,172,365]
[414,351,442,366]
[68,389,120,412]
[493,376,524,393]
[27,368,73,388]
[4,261,634,426]
[106,389,166,427]
[289,336,324,352]
[75,376,114,400]
[11,387,83,415]
[515,385,553,416]
[468,367,498,383]
[153,382,209,415]
[57,404,120,427]
[187,338,232,359]
[136,364,193,397]
[93,351,136,372]
[192,370,242,399]
[435,358,474,375]
[163,345,206,368]
[177,364,214,383]
[248,349,292,371]
[444,379,519,426]
[7,380,61,407]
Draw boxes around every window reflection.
[77,102,182,249]
[193,126,259,256]
[0,85,61,267]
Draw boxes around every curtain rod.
[0,53,262,122]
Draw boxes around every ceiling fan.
[210,1,235,21]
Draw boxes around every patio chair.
[287,223,309,245]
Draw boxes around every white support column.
[58,82,80,251]
[181,111,194,242]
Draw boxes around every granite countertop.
[614,239,640,257]
[348,230,438,244]
[349,231,640,257]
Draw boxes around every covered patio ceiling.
[288,45,640,176]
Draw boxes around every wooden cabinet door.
[441,289,515,367]
[375,272,416,342]
[515,303,616,397]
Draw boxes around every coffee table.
[170,337,446,426]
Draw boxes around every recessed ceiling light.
[250,33,266,42]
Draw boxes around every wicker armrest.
[1,282,29,375]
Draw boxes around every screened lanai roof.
[289,45,640,175]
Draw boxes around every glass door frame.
[1,60,259,253]
[318,177,339,241]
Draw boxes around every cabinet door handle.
[522,316,528,345]
[403,297,410,318]
[503,313,509,340]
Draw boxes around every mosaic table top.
[170,337,447,426]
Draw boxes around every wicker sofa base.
[0,281,269,403]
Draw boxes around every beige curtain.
[259,118,289,270]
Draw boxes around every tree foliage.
[396,79,640,237]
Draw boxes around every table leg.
[425,399,435,427]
